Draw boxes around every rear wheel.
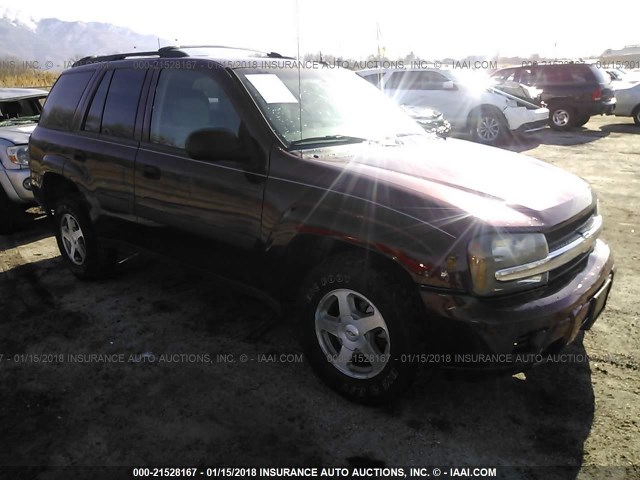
[549,104,575,131]
[296,253,421,404]
[54,195,117,279]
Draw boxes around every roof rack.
[72,45,293,68]
[72,49,187,67]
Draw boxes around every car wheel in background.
[549,104,575,131]
[0,188,22,234]
[296,253,421,404]
[54,195,117,279]
[471,108,506,145]
[574,115,591,127]
[633,106,640,126]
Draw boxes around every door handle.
[142,165,161,180]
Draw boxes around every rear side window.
[83,70,113,133]
[39,71,93,131]
[101,68,146,139]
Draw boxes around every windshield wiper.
[289,135,368,148]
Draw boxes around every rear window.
[39,71,93,131]
[590,66,611,85]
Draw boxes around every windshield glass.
[235,67,426,148]
[0,96,46,127]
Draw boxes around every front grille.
[545,207,595,251]
[548,253,589,285]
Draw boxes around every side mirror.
[442,80,456,90]
[185,128,246,161]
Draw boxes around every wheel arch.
[466,104,507,130]
[273,233,421,304]
[40,172,82,214]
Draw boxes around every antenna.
[296,0,302,142]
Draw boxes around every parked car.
[491,63,616,130]
[29,47,614,403]
[0,88,47,233]
[400,105,451,137]
[357,68,549,145]
[610,81,640,125]
[605,68,640,85]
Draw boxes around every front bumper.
[514,119,548,134]
[419,239,614,370]
[504,106,549,132]
[0,168,35,203]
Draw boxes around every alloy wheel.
[60,213,87,265]
[314,288,391,379]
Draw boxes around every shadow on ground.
[0,250,595,477]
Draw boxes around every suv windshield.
[235,67,425,148]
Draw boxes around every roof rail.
[72,49,188,67]
[72,45,293,67]
[159,45,294,59]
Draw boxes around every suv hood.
[0,124,36,145]
[303,138,593,229]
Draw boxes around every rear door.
[75,67,151,226]
[133,63,267,275]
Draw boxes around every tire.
[633,106,640,126]
[470,108,507,145]
[296,253,420,404]
[574,115,591,127]
[54,195,117,279]
[548,104,575,131]
[0,187,22,234]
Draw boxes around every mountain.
[0,10,167,69]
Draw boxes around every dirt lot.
[1,116,638,479]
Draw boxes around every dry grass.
[0,69,58,89]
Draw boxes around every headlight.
[468,233,549,296]
[6,145,30,167]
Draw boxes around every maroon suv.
[29,47,614,403]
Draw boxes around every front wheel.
[470,108,507,145]
[54,195,117,279]
[296,254,420,404]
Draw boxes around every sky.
[1,0,639,59]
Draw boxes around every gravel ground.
[0,115,638,479]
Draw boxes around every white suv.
[357,68,548,145]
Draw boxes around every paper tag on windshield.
[245,74,298,104]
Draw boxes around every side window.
[83,70,113,133]
[101,68,146,139]
[39,71,93,131]
[385,71,448,90]
[517,69,533,85]
[384,72,406,89]
[567,66,590,83]
[150,68,241,150]
[360,73,383,88]
[493,68,516,82]
[418,71,450,90]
